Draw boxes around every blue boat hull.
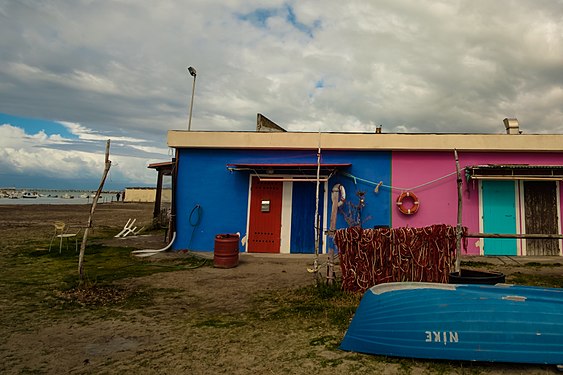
[340,282,563,365]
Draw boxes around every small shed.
[123,187,171,203]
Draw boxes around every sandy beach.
[0,202,155,246]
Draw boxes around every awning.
[227,162,350,169]
[466,164,563,181]
[226,162,351,182]
[148,161,174,175]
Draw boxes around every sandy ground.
[0,202,562,374]
[0,203,322,374]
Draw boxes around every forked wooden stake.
[78,140,112,283]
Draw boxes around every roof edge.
[167,131,563,152]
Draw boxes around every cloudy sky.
[1,1,562,189]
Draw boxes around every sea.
[0,189,120,205]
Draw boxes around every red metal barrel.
[213,234,239,268]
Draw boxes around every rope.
[339,169,463,192]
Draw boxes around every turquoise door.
[482,180,517,255]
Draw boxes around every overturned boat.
[341,282,563,366]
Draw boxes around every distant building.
[124,187,171,203]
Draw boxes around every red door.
[248,177,283,253]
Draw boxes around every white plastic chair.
[114,218,144,238]
[49,221,80,254]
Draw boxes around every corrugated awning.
[226,162,351,182]
[466,164,563,181]
[227,162,351,169]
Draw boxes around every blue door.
[482,180,517,255]
[290,182,324,253]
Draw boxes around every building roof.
[147,161,174,175]
[148,161,174,169]
[466,164,563,180]
[168,130,563,152]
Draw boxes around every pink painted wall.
[392,151,563,255]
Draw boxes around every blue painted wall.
[173,148,392,252]
[326,151,392,230]
[174,148,250,251]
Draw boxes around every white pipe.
[131,232,176,257]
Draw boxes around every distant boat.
[341,282,563,367]
[21,191,39,199]
[61,194,74,199]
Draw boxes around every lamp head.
[188,66,197,77]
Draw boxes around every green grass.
[0,237,211,328]
[459,261,494,268]
[253,282,361,332]
[523,262,562,267]
[194,318,248,329]
[6,243,210,291]
[507,272,563,288]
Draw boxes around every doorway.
[290,182,324,253]
[481,180,517,255]
[523,181,560,256]
[247,177,283,253]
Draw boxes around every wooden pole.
[454,149,462,273]
[78,140,112,284]
[152,168,164,222]
[465,232,563,239]
[326,185,340,285]
[313,132,321,281]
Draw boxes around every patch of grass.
[460,261,493,268]
[51,284,165,311]
[523,262,562,267]
[309,335,341,351]
[423,361,458,375]
[319,358,344,368]
[253,282,361,332]
[398,359,413,375]
[194,318,247,329]
[44,244,211,287]
[0,241,209,328]
[507,272,563,288]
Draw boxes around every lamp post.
[187,66,197,131]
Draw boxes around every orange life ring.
[396,191,419,215]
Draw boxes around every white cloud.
[0,124,100,175]
[0,122,166,187]
[0,124,66,147]
[0,0,562,148]
[57,121,145,143]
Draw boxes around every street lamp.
[187,66,197,131]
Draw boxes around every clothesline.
[339,168,465,192]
